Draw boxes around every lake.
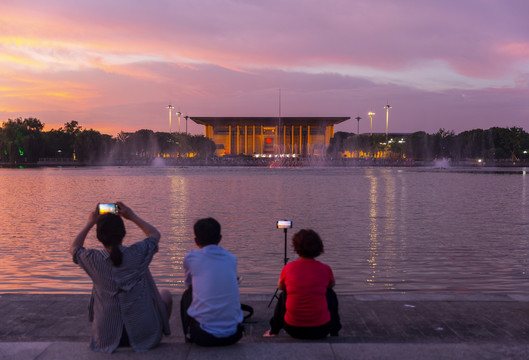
[0,166,528,296]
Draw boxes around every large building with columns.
[191,117,349,156]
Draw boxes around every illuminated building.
[191,117,349,156]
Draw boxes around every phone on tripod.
[276,220,292,229]
[269,220,292,307]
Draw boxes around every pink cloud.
[3,0,527,75]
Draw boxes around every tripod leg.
[269,228,289,308]
[268,287,280,307]
[268,290,287,334]
[284,228,288,265]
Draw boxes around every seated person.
[180,217,243,346]
[70,202,172,353]
[264,229,341,339]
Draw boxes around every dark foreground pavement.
[1,293,529,359]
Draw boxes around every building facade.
[191,117,349,156]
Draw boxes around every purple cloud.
[0,0,527,135]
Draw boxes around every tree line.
[328,127,529,163]
[2,117,528,166]
[0,118,216,166]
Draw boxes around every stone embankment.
[2,293,529,359]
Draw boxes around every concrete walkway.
[1,293,529,359]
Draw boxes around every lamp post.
[384,104,391,156]
[185,115,189,134]
[167,105,174,133]
[176,111,182,133]
[368,112,375,136]
[355,116,361,135]
[384,104,391,140]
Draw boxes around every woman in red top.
[264,229,341,339]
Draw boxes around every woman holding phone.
[70,201,172,353]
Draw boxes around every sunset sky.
[1,0,528,136]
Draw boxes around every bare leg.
[160,289,173,318]
[326,288,341,336]
[266,291,286,335]
[180,287,193,337]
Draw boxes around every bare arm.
[117,202,161,243]
[70,209,98,256]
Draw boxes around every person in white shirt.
[180,217,243,346]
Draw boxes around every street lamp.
[368,112,375,136]
[384,104,391,140]
[176,111,182,133]
[167,105,174,133]
[355,116,361,135]
[185,114,189,134]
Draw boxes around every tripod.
[268,228,289,307]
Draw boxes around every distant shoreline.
[1,157,528,168]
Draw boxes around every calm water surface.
[0,166,528,295]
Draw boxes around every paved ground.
[1,293,529,359]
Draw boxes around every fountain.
[433,158,450,168]
[152,157,165,167]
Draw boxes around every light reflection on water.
[0,166,528,295]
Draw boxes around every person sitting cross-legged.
[264,229,341,339]
[70,202,172,353]
[180,217,244,346]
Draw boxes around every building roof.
[191,117,350,127]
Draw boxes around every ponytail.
[109,245,123,267]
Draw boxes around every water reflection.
[1,167,529,295]
[366,169,378,287]
[382,170,396,291]
[522,171,527,220]
[365,169,398,291]
[168,175,188,289]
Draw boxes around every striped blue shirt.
[73,236,170,353]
